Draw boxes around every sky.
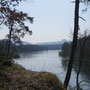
[0,0,90,43]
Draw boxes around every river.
[14,50,90,90]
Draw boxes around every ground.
[0,63,65,90]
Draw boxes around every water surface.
[14,50,90,90]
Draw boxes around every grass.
[0,64,65,90]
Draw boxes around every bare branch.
[0,17,5,25]
[79,16,86,21]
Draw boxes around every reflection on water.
[61,58,90,89]
[14,50,90,90]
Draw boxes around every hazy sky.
[0,0,90,43]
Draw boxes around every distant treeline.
[59,35,90,58]
[59,35,90,74]
[0,39,63,54]
[17,44,62,52]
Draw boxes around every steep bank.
[0,64,65,90]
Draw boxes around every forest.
[60,33,90,74]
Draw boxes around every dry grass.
[0,64,65,90]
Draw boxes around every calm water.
[14,50,90,90]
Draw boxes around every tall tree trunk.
[7,23,13,59]
[64,0,80,89]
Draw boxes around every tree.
[60,42,71,57]
[64,0,90,89]
[64,0,80,88]
[0,0,33,59]
[76,31,87,90]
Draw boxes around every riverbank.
[0,52,20,61]
[0,64,65,90]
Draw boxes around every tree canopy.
[0,0,33,42]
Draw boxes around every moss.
[10,65,25,70]
[0,88,6,90]
[0,64,65,90]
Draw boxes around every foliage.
[0,0,33,60]
[59,42,71,57]
[0,39,17,60]
[61,34,90,58]
[60,34,90,73]
[0,0,33,42]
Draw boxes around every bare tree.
[64,0,80,88]
[64,0,90,89]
